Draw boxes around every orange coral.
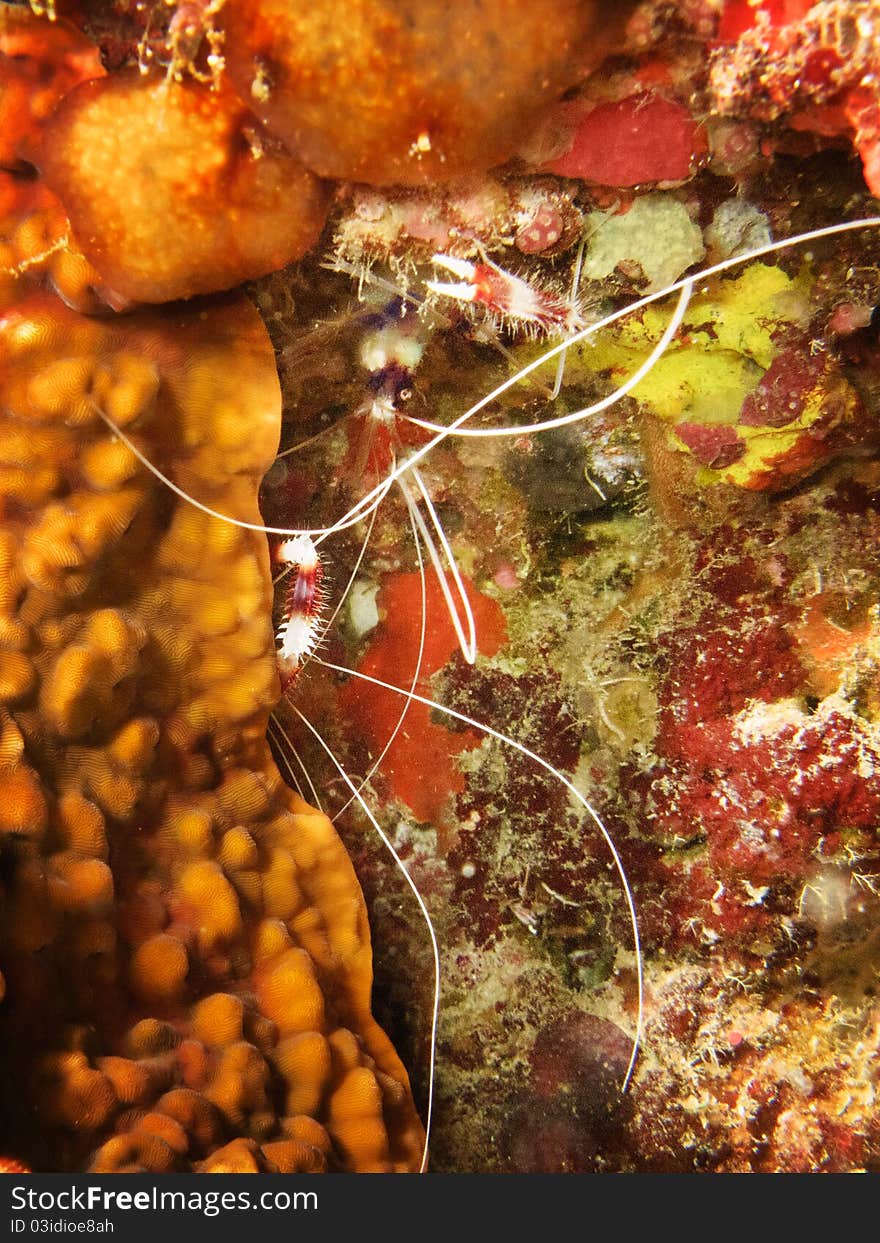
[0,169,109,313]
[0,5,103,168]
[0,214,423,1170]
[39,69,330,304]
[0,7,110,312]
[340,571,508,824]
[221,0,633,185]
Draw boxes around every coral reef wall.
[2,0,880,1175]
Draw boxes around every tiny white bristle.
[425,279,477,302]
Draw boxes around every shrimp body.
[276,535,324,684]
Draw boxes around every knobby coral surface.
[0,282,424,1171]
[40,70,330,303]
[0,75,424,1162]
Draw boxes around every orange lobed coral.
[0,5,114,312]
[0,280,425,1171]
[0,3,103,170]
[0,0,445,1175]
[0,62,425,1161]
[1,0,639,305]
[39,70,331,304]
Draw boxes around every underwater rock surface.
[1,0,880,1174]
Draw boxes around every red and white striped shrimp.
[274,534,325,688]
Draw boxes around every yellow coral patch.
[564,263,862,492]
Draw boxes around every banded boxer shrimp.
[98,214,880,1172]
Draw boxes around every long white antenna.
[288,698,440,1174]
[332,487,428,822]
[397,468,477,665]
[95,217,880,548]
[405,277,693,438]
[315,654,644,1092]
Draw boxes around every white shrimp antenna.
[275,512,438,1170]
[95,217,880,548]
[405,276,693,438]
[551,234,587,400]
[396,467,477,665]
[287,698,440,1174]
[268,713,324,810]
[330,485,428,822]
[314,652,645,1093]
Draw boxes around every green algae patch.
[552,264,864,492]
[632,347,759,425]
[583,263,808,397]
[582,195,705,293]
